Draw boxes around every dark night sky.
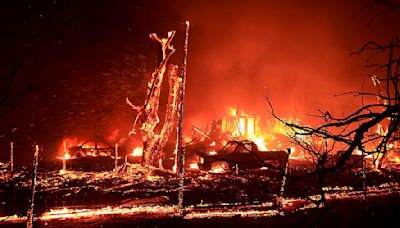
[0,0,399,162]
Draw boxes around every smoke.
[0,0,399,161]
[171,0,400,125]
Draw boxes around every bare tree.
[0,58,35,116]
[127,31,182,168]
[354,0,400,24]
[266,37,399,184]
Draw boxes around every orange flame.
[132,147,143,157]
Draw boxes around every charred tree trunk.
[128,31,181,168]
[155,65,181,167]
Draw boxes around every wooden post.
[280,148,291,197]
[27,145,39,228]
[278,148,292,211]
[62,141,67,171]
[362,150,367,201]
[10,142,14,173]
[115,143,119,171]
[177,21,190,214]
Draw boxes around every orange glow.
[229,107,237,117]
[56,153,72,160]
[210,162,229,173]
[39,205,176,221]
[251,136,267,151]
[221,107,298,151]
[184,136,192,143]
[239,118,246,135]
[189,163,199,169]
[64,153,71,160]
[210,166,225,173]
[247,117,255,136]
[132,147,143,157]
[376,124,388,136]
[59,137,78,158]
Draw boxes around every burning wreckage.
[1,21,400,227]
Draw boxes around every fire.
[184,136,192,143]
[58,169,68,175]
[223,108,271,150]
[56,153,72,160]
[64,153,71,160]
[376,124,388,136]
[189,163,199,169]
[188,107,298,153]
[229,107,237,117]
[222,107,301,151]
[250,136,267,151]
[58,138,77,159]
[132,147,143,157]
[40,205,177,221]
[210,162,229,173]
[210,166,225,173]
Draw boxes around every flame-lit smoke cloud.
[0,0,398,160]
[177,0,400,125]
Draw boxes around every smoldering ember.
[0,1,399,228]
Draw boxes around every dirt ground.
[3,194,398,228]
[1,159,400,227]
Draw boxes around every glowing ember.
[210,167,225,173]
[132,147,143,157]
[210,162,229,173]
[58,169,68,175]
[41,205,177,221]
[64,153,71,160]
[207,151,217,156]
[184,209,280,219]
[56,153,72,160]
[189,163,199,169]
[184,136,192,143]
